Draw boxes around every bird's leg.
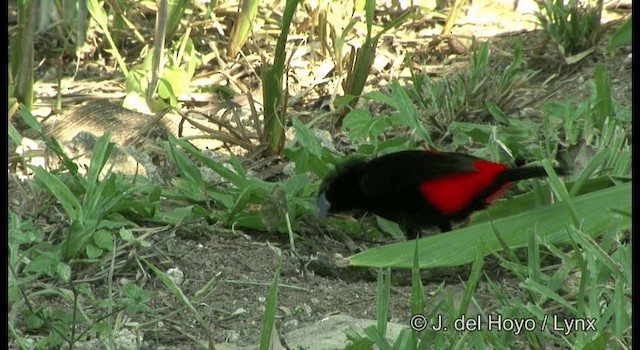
[437,221,452,233]
[403,224,421,240]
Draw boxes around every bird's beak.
[317,192,330,219]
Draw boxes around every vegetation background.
[8,0,631,348]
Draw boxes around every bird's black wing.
[358,150,479,199]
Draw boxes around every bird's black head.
[317,158,367,219]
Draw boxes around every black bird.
[317,150,567,239]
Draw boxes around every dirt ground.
[10,0,631,348]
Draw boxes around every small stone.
[166,267,184,285]
[293,304,312,317]
[284,318,299,331]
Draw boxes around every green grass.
[535,0,604,58]
[8,1,630,348]
[10,59,631,348]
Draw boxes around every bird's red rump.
[419,160,511,215]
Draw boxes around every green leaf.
[157,78,178,106]
[126,68,149,94]
[169,136,252,188]
[160,68,191,98]
[459,244,484,315]
[390,81,431,143]
[30,166,81,221]
[93,229,114,250]
[17,106,43,133]
[582,332,610,350]
[375,216,404,238]
[347,182,630,269]
[485,100,511,125]
[227,185,254,222]
[607,16,631,50]
[119,227,135,242]
[259,255,282,350]
[375,268,391,339]
[449,122,492,144]
[567,225,624,279]
[372,10,413,42]
[363,91,398,108]
[282,173,310,200]
[410,238,425,316]
[292,117,323,156]
[8,121,22,146]
[85,243,104,259]
[83,133,115,214]
[56,262,71,282]
[229,154,247,178]
[343,109,392,143]
[343,109,374,141]
[87,0,108,27]
[24,249,63,278]
[173,178,207,202]
[167,138,204,187]
[334,94,358,108]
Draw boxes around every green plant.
[607,15,631,53]
[535,0,604,57]
[86,0,199,110]
[227,0,260,57]
[259,249,283,349]
[406,40,537,135]
[344,80,433,148]
[9,109,160,348]
[10,0,37,109]
[337,1,412,121]
[261,0,303,156]
[542,64,631,176]
[13,108,159,261]
[87,0,130,75]
[339,198,630,349]
[163,135,318,235]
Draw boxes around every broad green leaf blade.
[410,238,425,316]
[84,133,114,208]
[29,166,82,221]
[8,121,22,146]
[18,106,42,133]
[390,81,432,143]
[169,136,258,188]
[167,137,204,187]
[459,244,484,315]
[87,0,108,27]
[485,100,511,125]
[347,182,630,269]
[376,268,391,339]
[292,117,323,156]
[471,176,627,225]
[607,16,631,50]
[227,184,254,222]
